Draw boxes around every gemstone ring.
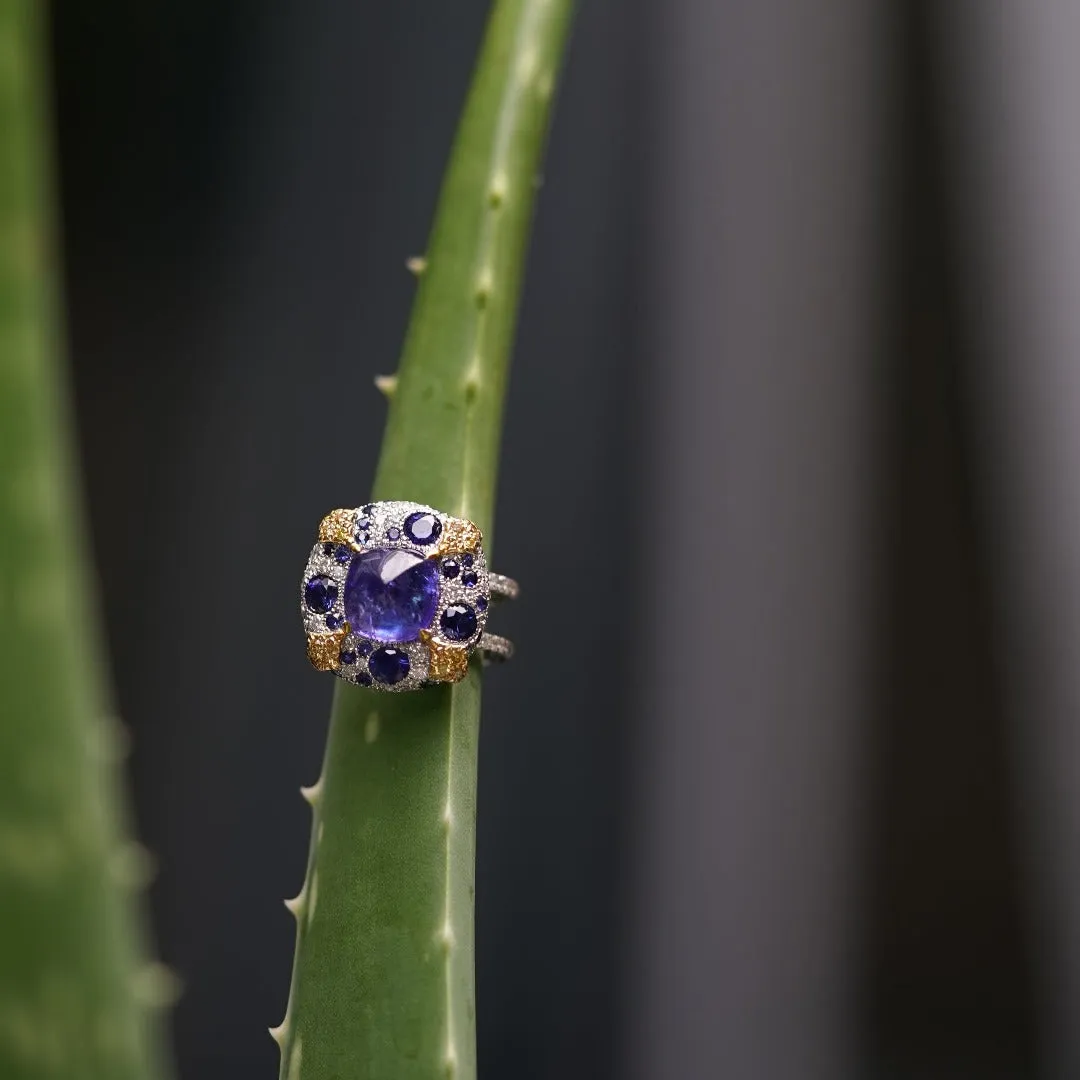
[300,501,517,692]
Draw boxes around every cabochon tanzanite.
[343,547,440,642]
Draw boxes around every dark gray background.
[47,0,1078,1077]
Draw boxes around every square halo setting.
[300,501,490,692]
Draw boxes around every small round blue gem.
[356,671,372,686]
[322,542,335,557]
[325,613,343,630]
[358,640,373,657]
[462,571,478,588]
[362,504,374,516]
[339,650,357,666]
[462,553,474,568]
[386,527,401,541]
[369,646,410,685]
[357,517,373,532]
[476,596,488,612]
[440,603,477,642]
[334,545,351,564]
[405,511,442,546]
[442,559,460,579]
[304,575,337,614]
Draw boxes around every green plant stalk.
[0,3,173,1079]
[275,3,574,1078]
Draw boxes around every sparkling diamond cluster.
[301,501,490,692]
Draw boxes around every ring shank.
[479,632,514,663]
[487,573,519,601]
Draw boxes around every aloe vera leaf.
[0,3,173,1079]
[275,3,574,1078]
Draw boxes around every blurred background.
[45,0,1080,1077]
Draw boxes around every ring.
[300,501,517,692]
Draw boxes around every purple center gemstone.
[343,547,440,642]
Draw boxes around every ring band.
[300,501,517,692]
[478,632,514,662]
[487,573,520,601]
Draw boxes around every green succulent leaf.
[277,2,575,1078]
[0,3,172,1078]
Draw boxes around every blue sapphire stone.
[476,596,488,612]
[462,553,474,568]
[440,603,477,642]
[333,545,351,564]
[442,558,460,579]
[405,511,442,546]
[339,650,357,666]
[343,547,440,643]
[369,646,410,685]
[386,527,401,541]
[304,575,337,614]
[356,671,372,686]
[325,613,343,630]
[462,571,478,588]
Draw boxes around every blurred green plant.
[0,3,173,1078]
[275,2,574,1078]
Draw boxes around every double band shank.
[481,574,515,662]
[479,632,514,662]
[487,573,519,601]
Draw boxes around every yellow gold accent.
[318,508,357,547]
[306,625,349,671]
[431,516,483,559]
[420,630,470,683]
